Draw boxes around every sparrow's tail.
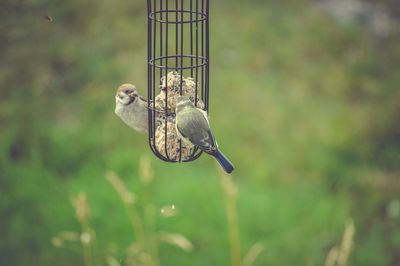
[212,150,234,174]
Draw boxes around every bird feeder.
[147,0,210,162]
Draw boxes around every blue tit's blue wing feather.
[214,150,234,174]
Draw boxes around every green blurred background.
[1,0,400,265]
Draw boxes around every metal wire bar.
[201,0,205,110]
[190,0,194,78]
[205,0,210,110]
[164,0,170,160]
[195,0,199,106]
[178,0,184,162]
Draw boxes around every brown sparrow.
[115,84,148,133]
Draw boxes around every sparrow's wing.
[177,108,216,152]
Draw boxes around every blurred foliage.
[1,0,400,265]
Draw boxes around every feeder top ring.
[149,55,208,70]
[149,10,207,24]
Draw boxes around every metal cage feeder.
[147,0,210,162]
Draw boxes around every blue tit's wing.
[176,108,216,153]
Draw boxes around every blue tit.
[175,96,234,173]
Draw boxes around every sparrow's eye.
[124,90,130,94]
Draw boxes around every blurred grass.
[1,0,400,265]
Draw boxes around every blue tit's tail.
[212,150,234,174]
